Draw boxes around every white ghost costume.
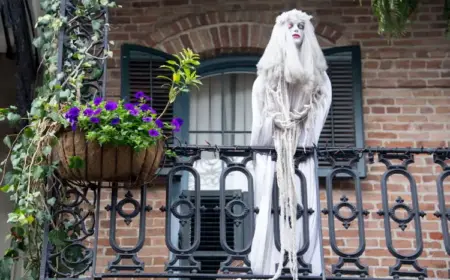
[248,9,332,279]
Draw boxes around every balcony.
[40,146,450,280]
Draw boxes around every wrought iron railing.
[39,146,450,280]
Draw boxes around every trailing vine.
[0,0,117,279]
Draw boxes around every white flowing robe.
[248,71,332,276]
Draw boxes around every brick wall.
[101,0,450,278]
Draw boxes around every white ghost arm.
[250,75,269,146]
[305,71,332,145]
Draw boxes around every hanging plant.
[372,0,419,37]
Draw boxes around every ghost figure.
[249,9,332,280]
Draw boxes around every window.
[121,44,365,274]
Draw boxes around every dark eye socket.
[298,23,305,30]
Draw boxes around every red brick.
[427,79,450,87]
[386,107,401,114]
[383,124,410,131]
[371,107,385,114]
[219,26,230,48]
[162,0,189,6]
[365,79,397,88]
[426,60,442,69]
[397,79,427,88]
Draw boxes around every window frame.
[176,46,366,178]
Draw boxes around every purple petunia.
[142,117,152,122]
[134,91,146,99]
[171,117,184,132]
[140,104,150,112]
[148,129,159,137]
[149,107,157,114]
[90,117,100,124]
[144,95,152,101]
[111,117,120,125]
[155,119,164,129]
[124,103,135,111]
[65,107,80,130]
[105,101,118,111]
[65,107,80,120]
[129,109,139,116]
[83,108,94,117]
[94,97,103,106]
[93,108,102,115]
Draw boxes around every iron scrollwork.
[164,149,202,273]
[105,186,151,272]
[377,152,427,279]
[219,150,255,274]
[322,150,369,277]
[433,151,450,257]
[58,0,109,102]
[45,181,98,278]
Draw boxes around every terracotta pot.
[54,130,164,185]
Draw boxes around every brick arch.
[148,11,348,55]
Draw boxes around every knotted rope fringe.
[265,76,310,280]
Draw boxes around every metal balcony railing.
[39,146,450,280]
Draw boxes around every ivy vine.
[0,0,116,279]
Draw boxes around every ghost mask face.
[288,20,305,47]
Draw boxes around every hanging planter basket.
[54,129,164,185]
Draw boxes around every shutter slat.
[127,49,175,165]
[318,53,357,154]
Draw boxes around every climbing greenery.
[0,0,118,279]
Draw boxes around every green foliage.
[356,0,449,39]
[371,0,418,37]
[0,0,118,279]
[157,48,202,117]
[0,1,201,278]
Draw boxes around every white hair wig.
[257,9,327,85]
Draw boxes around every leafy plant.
[356,0,450,38]
[0,0,119,278]
[371,0,418,37]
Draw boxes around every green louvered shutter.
[319,46,365,177]
[121,44,174,125]
[121,44,176,168]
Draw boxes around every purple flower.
[83,108,94,117]
[111,117,120,125]
[71,122,77,131]
[66,107,80,118]
[93,108,102,115]
[148,129,160,137]
[149,107,157,114]
[140,104,150,112]
[124,103,135,111]
[134,91,146,99]
[172,117,184,127]
[90,117,100,124]
[142,117,152,122]
[171,117,184,132]
[144,95,152,101]
[93,97,103,106]
[129,109,139,116]
[155,119,164,129]
[65,107,80,123]
[105,101,118,111]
